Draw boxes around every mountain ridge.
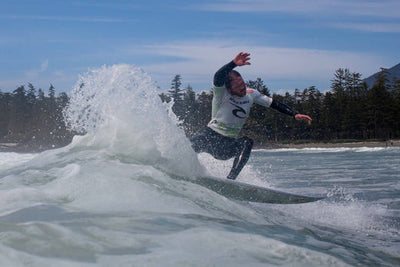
[363,62,400,88]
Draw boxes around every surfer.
[190,52,312,180]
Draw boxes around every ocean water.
[0,64,399,266]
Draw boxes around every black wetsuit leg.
[190,127,253,180]
[227,136,254,180]
[190,127,238,160]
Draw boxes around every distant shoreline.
[1,139,399,153]
[255,139,400,149]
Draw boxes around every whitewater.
[0,64,399,266]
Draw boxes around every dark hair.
[224,70,241,89]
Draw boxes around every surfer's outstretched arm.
[270,99,312,125]
[213,52,251,87]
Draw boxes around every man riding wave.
[190,52,312,180]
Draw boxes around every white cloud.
[198,0,400,19]
[0,15,127,23]
[40,60,49,72]
[26,59,49,78]
[128,40,383,91]
[333,22,400,33]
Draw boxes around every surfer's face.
[228,74,246,97]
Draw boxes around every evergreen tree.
[168,74,185,119]
[246,78,270,96]
[0,91,12,137]
[322,91,335,140]
[168,74,184,101]
[330,68,350,138]
[195,91,212,133]
[38,88,45,102]
[392,78,400,136]
[25,83,38,137]
[343,71,364,139]
[10,85,28,137]
[365,68,394,139]
[181,85,197,135]
[48,84,56,101]
[27,83,37,106]
[302,86,323,140]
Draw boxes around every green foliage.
[163,69,400,143]
[168,74,184,102]
[0,84,74,151]
[2,67,398,152]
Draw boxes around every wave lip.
[63,64,203,177]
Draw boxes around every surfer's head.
[225,70,246,97]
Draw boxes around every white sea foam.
[63,64,204,178]
[0,152,37,171]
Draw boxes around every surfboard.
[173,175,324,204]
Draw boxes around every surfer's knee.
[240,136,253,151]
[245,137,254,148]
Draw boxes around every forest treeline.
[0,83,73,151]
[162,68,400,144]
[1,68,399,151]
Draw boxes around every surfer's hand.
[233,52,251,67]
[295,114,312,125]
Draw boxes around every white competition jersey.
[207,84,273,137]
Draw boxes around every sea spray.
[0,135,399,265]
[63,64,204,177]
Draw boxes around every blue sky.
[1,0,399,94]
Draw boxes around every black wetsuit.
[190,60,298,180]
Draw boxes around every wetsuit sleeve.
[213,60,237,87]
[249,89,273,107]
[270,99,299,117]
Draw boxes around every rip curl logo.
[231,103,246,119]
